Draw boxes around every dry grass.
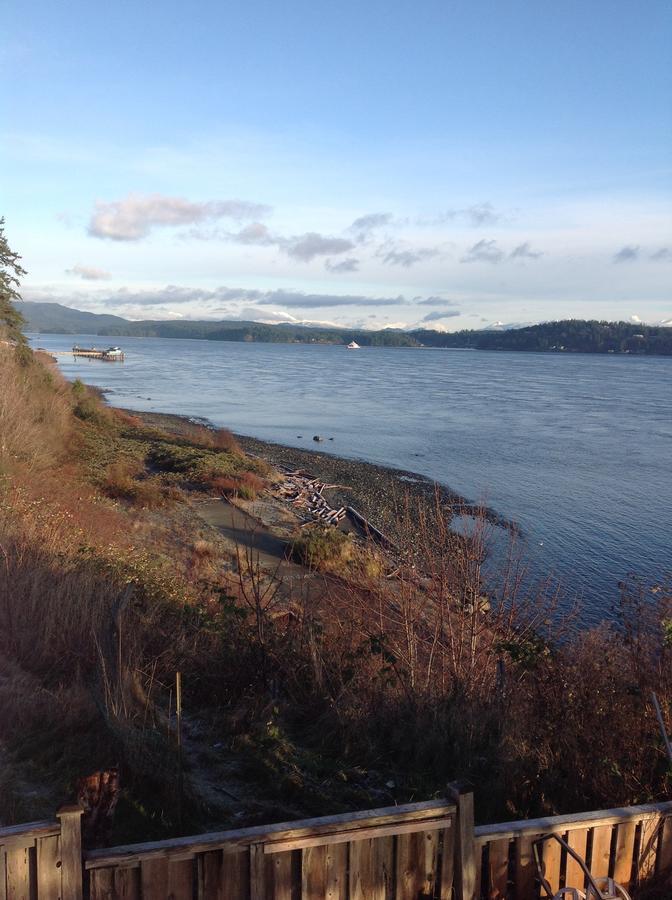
[192,539,216,559]
[0,345,72,473]
[209,471,265,500]
[102,460,176,508]
[180,422,241,454]
[0,482,209,832]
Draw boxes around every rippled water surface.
[32,333,672,623]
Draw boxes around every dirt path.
[193,498,332,599]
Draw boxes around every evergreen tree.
[0,218,27,344]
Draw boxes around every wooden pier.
[48,347,126,361]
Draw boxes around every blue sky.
[3,0,671,329]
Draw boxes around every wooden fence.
[1,793,672,898]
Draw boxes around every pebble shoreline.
[235,433,470,538]
[126,409,482,537]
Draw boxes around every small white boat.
[346,341,360,350]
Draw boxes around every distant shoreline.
[22,309,672,356]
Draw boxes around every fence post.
[448,782,478,900]
[57,804,84,900]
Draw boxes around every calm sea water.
[31,333,672,624]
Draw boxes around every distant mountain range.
[18,302,418,347]
[17,301,672,355]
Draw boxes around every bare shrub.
[211,428,240,453]
[209,475,240,497]
[208,471,265,500]
[102,460,170,508]
[112,409,145,429]
[192,539,216,559]
[237,471,265,499]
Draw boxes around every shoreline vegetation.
[19,300,672,355]
[1,236,671,862]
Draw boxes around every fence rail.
[2,794,672,898]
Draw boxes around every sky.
[2,0,671,330]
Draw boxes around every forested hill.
[414,320,672,355]
[18,302,672,355]
[18,302,418,347]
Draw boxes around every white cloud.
[65,264,112,281]
[284,232,355,262]
[349,212,395,241]
[510,242,543,260]
[325,257,360,272]
[23,284,410,312]
[88,193,270,240]
[421,309,461,322]
[380,245,441,267]
[253,289,403,308]
[461,239,504,264]
[415,296,460,307]
[613,245,640,263]
[216,224,358,261]
[229,222,276,245]
[421,202,503,227]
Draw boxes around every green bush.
[147,441,265,492]
[147,442,207,474]
[291,527,354,572]
[71,380,109,425]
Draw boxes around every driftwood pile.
[274,470,347,528]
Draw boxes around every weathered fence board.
[265,849,295,900]
[396,829,439,899]
[565,827,588,890]
[4,845,30,900]
[348,836,393,900]
[638,813,662,883]
[0,851,6,900]
[613,821,636,888]
[513,835,535,900]
[113,866,141,900]
[658,816,672,873]
[542,833,563,895]
[167,859,194,900]
[487,838,509,899]
[300,842,347,899]
[439,826,454,900]
[590,823,612,881]
[36,833,61,900]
